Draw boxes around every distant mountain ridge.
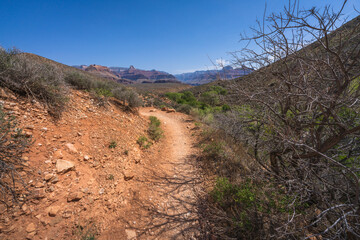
[175,66,253,85]
[73,65,180,84]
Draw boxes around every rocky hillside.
[175,66,252,85]
[75,65,180,84]
[0,87,150,239]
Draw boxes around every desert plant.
[137,136,152,149]
[108,141,117,149]
[148,116,163,141]
[0,107,31,206]
[74,221,98,240]
[0,48,68,118]
[64,72,95,90]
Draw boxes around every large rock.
[56,160,75,174]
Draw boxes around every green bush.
[137,136,152,149]
[148,116,163,141]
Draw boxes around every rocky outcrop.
[75,64,180,84]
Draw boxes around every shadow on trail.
[119,154,206,239]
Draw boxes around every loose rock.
[65,143,78,153]
[56,159,75,174]
[67,192,83,202]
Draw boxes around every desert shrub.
[0,48,68,118]
[148,116,163,141]
[202,141,225,161]
[127,91,142,108]
[0,107,31,206]
[112,87,142,108]
[209,177,298,239]
[176,104,192,114]
[108,141,117,148]
[64,72,95,90]
[137,136,152,149]
[200,91,220,106]
[210,85,227,95]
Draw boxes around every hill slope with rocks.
[0,87,201,239]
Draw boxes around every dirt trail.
[105,108,201,239]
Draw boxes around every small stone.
[33,188,45,199]
[44,174,54,181]
[125,229,137,240]
[41,127,48,131]
[99,188,105,195]
[25,131,33,138]
[67,192,83,202]
[47,186,55,192]
[47,206,60,217]
[22,204,28,212]
[65,143,78,153]
[56,160,75,174]
[25,125,34,130]
[83,155,90,161]
[35,182,44,188]
[51,175,59,184]
[53,150,63,159]
[62,210,72,219]
[26,223,36,233]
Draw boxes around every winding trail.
[105,108,201,239]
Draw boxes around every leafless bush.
[0,108,31,206]
[210,1,360,239]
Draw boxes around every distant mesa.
[174,65,253,85]
[73,64,180,84]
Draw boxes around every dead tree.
[215,0,360,238]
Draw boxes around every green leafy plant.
[108,141,117,149]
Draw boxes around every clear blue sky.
[0,0,358,74]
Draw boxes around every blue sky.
[0,0,359,74]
